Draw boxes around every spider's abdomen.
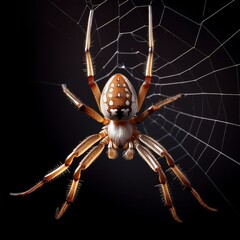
[100,74,138,120]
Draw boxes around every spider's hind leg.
[55,137,108,219]
[138,133,218,212]
[162,151,218,212]
[10,131,107,198]
[134,139,182,223]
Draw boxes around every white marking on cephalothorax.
[110,109,118,116]
[109,100,113,106]
[108,93,113,98]
[123,83,126,87]
[126,100,130,105]
[117,93,121,98]
[109,88,114,92]
[111,83,114,87]
[121,108,129,115]
[126,93,130,98]
[117,83,121,87]
[125,88,129,92]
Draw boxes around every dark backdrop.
[8,0,240,236]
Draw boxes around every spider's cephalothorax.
[10,6,217,222]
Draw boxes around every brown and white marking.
[100,73,138,121]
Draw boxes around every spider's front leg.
[85,10,101,110]
[137,6,154,112]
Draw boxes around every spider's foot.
[55,202,70,220]
[207,206,218,212]
[191,188,218,212]
[170,207,183,223]
[176,93,184,99]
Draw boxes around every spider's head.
[100,74,138,121]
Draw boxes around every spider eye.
[100,73,138,120]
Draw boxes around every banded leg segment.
[62,84,109,125]
[85,10,101,110]
[137,6,154,112]
[133,94,182,124]
[134,139,182,223]
[138,133,217,212]
[162,151,217,212]
[10,131,107,196]
[55,137,108,219]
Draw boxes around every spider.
[10,6,217,222]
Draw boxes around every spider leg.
[138,133,218,212]
[137,6,154,112]
[85,10,101,110]
[134,139,182,223]
[132,94,183,124]
[55,137,108,219]
[62,84,109,125]
[10,130,107,196]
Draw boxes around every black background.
[8,0,240,236]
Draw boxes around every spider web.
[10,0,240,227]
